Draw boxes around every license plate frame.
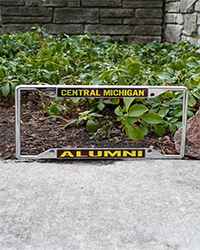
[15,85,188,159]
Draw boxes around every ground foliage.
[0,25,200,141]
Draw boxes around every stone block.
[25,0,67,7]
[124,18,162,25]
[3,24,33,34]
[195,0,200,11]
[100,9,134,18]
[180,0,196,13]
[1,7,53,17]
[128,35,161,43]
[183,13,197,35]
[164,14,176,23]
[123,1,163,8]
[84,25,133,35]
[0,0,24,5]
[164,24,183,43]
[176,14,184,24]
[135,9,163,19]
[82,0,121,7]
[165,2,180,13]
[43,24,83,34]
[2,16,52,24]
[181,35,199,43]
[54,8,99,24]
[134,25,162,36]
[68,0,80,7]
[165,13,184,24]
[197,14,200,24]
[174,108,200,159]
[101,18,122,24]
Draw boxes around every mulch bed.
[0,91,179,161]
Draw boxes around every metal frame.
[15,85,188,159]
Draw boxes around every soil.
[0,91,179,161]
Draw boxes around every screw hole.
[150,93,155,97]
[50,150,55,154]
[148,149,152,153]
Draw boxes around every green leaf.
[154,125,165,136]
[2,84,10,97]
[72,97,81,104]
[184,79,191,89]
[50,104,60,115]
[0,68,5,81]
[174,122,182,129]
[149,106,160,113]
[118,73,127,85]
[173,109,183,118]
[34,23,40,29]
[188,95,197,107]
[103,100,116,105]
[123,97,135,111]
[112,98,120,104]
[90,112,103,118]
[186,62,198,67]
[107,71,115,81]
[86,120,97,132]
[124,122,144,141]
[169,124,177,133]
[42,69,51,80]
[128,104,148,117]
[11,82,17,97]
[115,106,123,117]
[60,57,70,66]
[168,99,183,106]
[0,40,4,51]
[97,102,105,111]
[170,118,179,123]
[126,58,143,65]
[156,72,171,80]
[158,108,169,117]
[175,59,186,70]
[166,67,174,74]
[117,117,123,122]
[192,74,200,82]
[193,92,200,99]
[64,119,76,128]
[100,70,114,80]
[126,117,138,124]
[188,110,194,118]
[140,113,163,124]
[140,126,149,136]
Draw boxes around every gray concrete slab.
[0,159,200,250]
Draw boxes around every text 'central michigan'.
[57,87,148,98]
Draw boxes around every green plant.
[64,110,103,132]
[115,98,164,141]
[1,27,200,142]
[91,116,114,140]
[143,92,197,133]
[89,98,117,112]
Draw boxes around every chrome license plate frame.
[15,85,188,160]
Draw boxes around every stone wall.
[163,0,200,43]
[0,0,163,43]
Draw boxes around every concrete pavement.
[0,159,200,250]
